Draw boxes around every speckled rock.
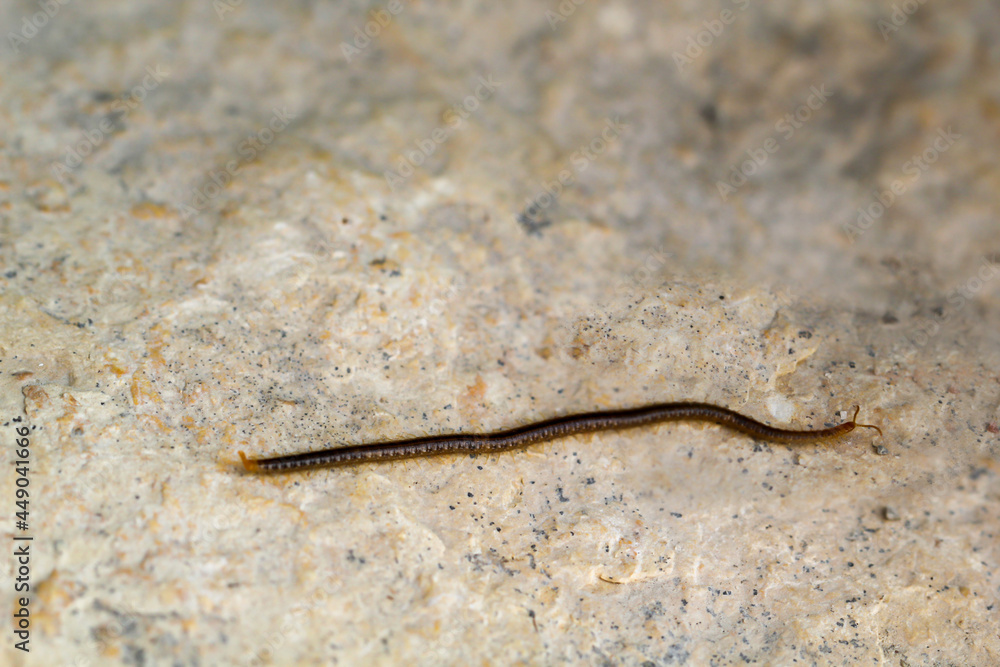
[1,1,998,665]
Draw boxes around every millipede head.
[848,405,883,438]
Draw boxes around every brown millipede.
[238,402,881,474]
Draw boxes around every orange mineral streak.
[129,369,162,406]
[130,201,171,219]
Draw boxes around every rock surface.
[1,1,998,665]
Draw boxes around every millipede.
[238,402,881,474]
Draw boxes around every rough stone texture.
[1,1,998,665]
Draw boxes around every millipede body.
[238,402,881,474]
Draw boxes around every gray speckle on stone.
[1,1,998,665]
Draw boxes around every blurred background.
[1,1,998,665]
